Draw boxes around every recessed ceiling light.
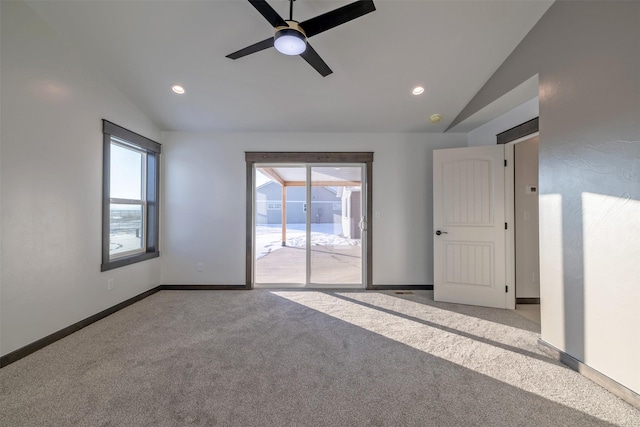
[429,113,442,123]
[171,84,185,94]
[412,86,425,96]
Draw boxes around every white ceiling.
[26,0,552,133]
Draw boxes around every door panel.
[309,166,363,285]
[443,159,492,225]
[254,166,307,284]
[433,145,507,308]
[445,242,493,286]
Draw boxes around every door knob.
[435,230,448,236]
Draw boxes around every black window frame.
[101,120,161,271]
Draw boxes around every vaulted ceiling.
[26,0,553,133]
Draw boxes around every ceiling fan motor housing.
[274,21,307,55]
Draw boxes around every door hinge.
[504,159,507,167]
[505,222,508,230]
[505,286,509,293]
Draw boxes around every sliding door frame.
[245,152,374,289]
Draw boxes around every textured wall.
[538,2,640,393]
[453,1,640,394]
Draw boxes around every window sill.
[101,251,160,272]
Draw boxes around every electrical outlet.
[107,279,114,291]
[197,263,204,272]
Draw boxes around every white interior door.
[433,145,509,308]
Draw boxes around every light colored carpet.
[1,290,638,426]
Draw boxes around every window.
[102,120,160,271]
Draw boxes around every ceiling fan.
[226,0,376,77]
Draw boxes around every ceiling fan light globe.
[274,29,307,55]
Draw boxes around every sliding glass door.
[253,164,365,288]
[254,166,307,284]
[309,166,363,285]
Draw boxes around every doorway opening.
[505,131,540,324]
[245,152,373,289]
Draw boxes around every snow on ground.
[111,224,360,260]
[256,223,360,259]
[110,233,142,256]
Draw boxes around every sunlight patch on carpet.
[270,290,616,424]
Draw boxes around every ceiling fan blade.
[226,37,274,59]
[300,43,333,77]
[300,0,376,38]
[248,0,288,28]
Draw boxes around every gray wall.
[1,1,161,356]
[454,1,640,394]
